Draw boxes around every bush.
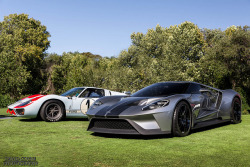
[0,94,15,108]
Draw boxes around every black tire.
[40,100,65,122]
[172,101,192,137]
[231,97,241,124]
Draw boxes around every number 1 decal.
[86,99,90,109]
[81,99,96,114]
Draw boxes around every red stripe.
[14,95,46,109]
[7,109,16,115]
[14,102,33,108]
[11,110,16,115]
[27,94,43,98]
[32,95,45,102]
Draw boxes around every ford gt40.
[7,87,125,122]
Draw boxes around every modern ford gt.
[86,82,241,137]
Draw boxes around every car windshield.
[61,88,85,97]
[131,82,190,97]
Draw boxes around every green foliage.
[0,50,30,97]
[0,13,50,97]
[167,22,205,62]
[110,22,205,92]
[48,52,103,94]
[0,14,249,112]
[45,23,249,112]
[197,26,250,109]
[0,94,15,108]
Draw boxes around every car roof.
[74,87,106,90]
[157,81,222,91]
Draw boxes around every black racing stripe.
[106,105,131,117]
[95,106,110,116]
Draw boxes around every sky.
[0,0,249,57]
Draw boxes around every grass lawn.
[0,108,250,167]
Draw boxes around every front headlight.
[91,100,103,109]
[142,99,169,111]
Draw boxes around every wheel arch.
[37,99,66,117]
[219,89,241,120]
[233,95,242,111]
[171,99,193,137]
[231,95,242,123]
[234,95,241,103]
[171,99,193,129]
[172,99,192,116]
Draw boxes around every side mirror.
[123,91,131,96]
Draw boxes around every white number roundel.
[80,99,96,114]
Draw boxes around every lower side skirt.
[192,119,231,130]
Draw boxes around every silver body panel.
[87,82,241,135]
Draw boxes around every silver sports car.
[86,82,241,137]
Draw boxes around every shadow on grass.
[18,117,89,122]
[0,115,14,119]
[91,121,233,139]
[63,118,89,121]
[18,118,43,122]
[191,121,231,134]
[91,132,172,140]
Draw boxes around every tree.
[0,50,30,97]
[0,13,50,97]
[42,53,62,94]
[166,22,205,62]
[198,26,250,89]
[50,52,103,94]
[115,22,205,92]
[197,26,250,111]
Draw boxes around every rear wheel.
[40,100,65,122]
[231,97,241,124]
[172,101,192,137]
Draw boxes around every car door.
[68,88,105,116]
[66,88,88,116]
[79,88,105,115]
[196,86,220,121]
[186,83,205,122]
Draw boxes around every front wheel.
[172,101,192,137]
[40,100,65,122]
[231,97,241,124]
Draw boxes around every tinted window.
[79,89,90,97]
[131,83,190,97]
[186,83,201,94]
[79,88,105,98]
[61,88,84,97]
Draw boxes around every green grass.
[1,108,250,167]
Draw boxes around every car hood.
[8,94,44,108]
[87,96,170,117]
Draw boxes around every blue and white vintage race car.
[7,87,125,122]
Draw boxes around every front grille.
[15,109,24,115]
[91,119,134,129]
[88,118,140,135]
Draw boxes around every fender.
[219,89,240,119]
